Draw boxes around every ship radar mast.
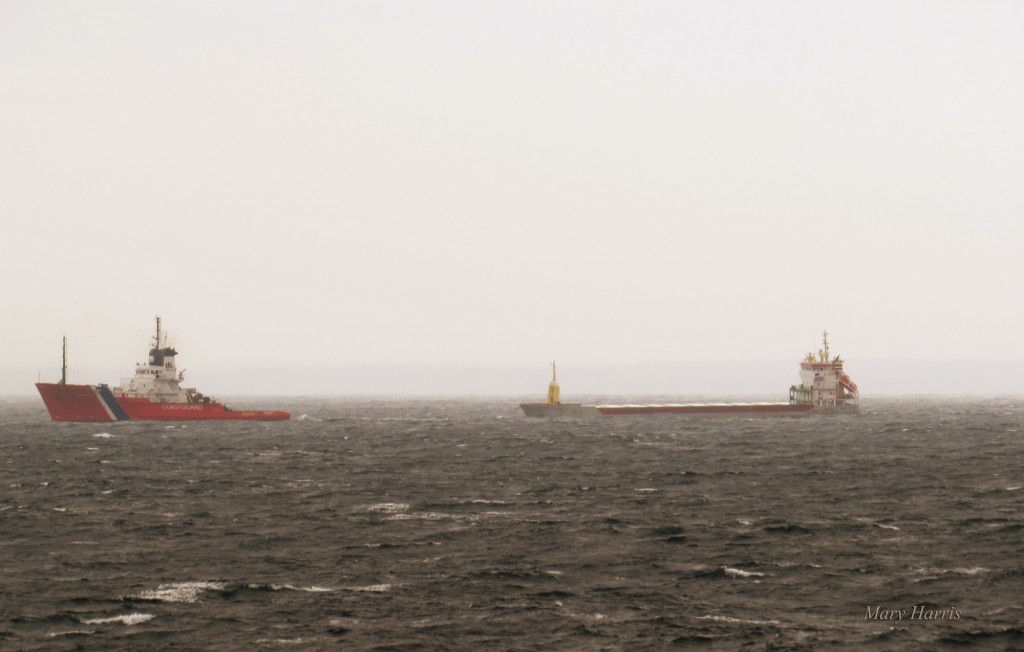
[148,315,178,367]
[547,361,561,405]
[821,330,830,363]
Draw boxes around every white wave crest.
[699,614,780,626]
[934,566,989,576]
[92,433,113,438]
[254,583,334,593]
[137,581,227,603]
[911,566,989,579]
[367,503,409,514]
[389,511,471,522]
[348,584,392,592]
[951,566,989,575]
[723,567,765,578]
[80,613,154,625]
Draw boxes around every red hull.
[36,383,117,422]
[36,383,290,422]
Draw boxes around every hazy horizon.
[8,358,1024,398]
[3,2,1022,383]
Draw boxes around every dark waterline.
[1,396,1022,650]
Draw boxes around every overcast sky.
[2,2,1022,392]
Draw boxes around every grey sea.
[1,396,1022,651]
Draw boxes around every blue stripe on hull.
[95,385,130,421]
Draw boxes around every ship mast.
[155,315,162,348]
[60,336,67,385]
[547,361,560,405]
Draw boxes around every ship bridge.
[790,331,859,411]
[113,317,198,403]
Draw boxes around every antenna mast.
[60,336,67,385]
[155,315,162,348]
[547,361,560,406]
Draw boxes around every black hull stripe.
[95,385,130,421]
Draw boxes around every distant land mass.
[6,360,1023,397]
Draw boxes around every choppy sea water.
[1,395,1022,651]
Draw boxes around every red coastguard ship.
[36,317,290,422]
[520,332,859,417]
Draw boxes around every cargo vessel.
[36,317,290,421]
[520,332,859,417]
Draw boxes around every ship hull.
[36,383,290,422]
[519,403,602,418]
[597,403,814,416]
[521,401,824,418]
